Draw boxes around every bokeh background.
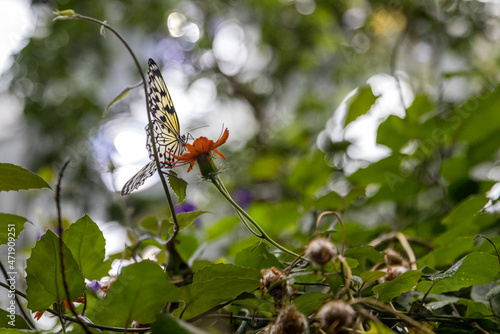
[1,0,500,268]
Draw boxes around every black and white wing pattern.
[121,59,187,195]
[121,161,157,195]
[146,59,186,165]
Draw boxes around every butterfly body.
[121,59,187,195]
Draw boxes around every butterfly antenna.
[219,123,227,139]
[185,124,209,134]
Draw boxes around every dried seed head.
[384,248,407,267]
[305,237,337,266]
[270,305,308,334]
[317,300,356,334]
[379,265,409,283]
[261,267,294,305]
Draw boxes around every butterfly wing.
[121,161,157,195]
[146,123,185,168]
[120,59,186,196]
[146,58,186,165]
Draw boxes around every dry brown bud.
[305,237,337,266]
[384,248,408,267]
[270,305,308,334]
[260,267,293,305]
[317,300,356,334]
[378,265,409,283]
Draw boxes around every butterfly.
[121,58,187,195]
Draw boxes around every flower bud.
[52,9,75,21]
[197,152,219,179]
[317,300,356,334]
[305,237,337,266]
[270,305,308,334]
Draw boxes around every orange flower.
[173,128,229,176]
[62,297,86,309]
[34,311,44,321]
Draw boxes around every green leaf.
[417,253,500,294]
[206,216,239,240]
[377,95,435,152]
[465,301,492,318]
[0,329,38,334]
[344,86,378,127]
[328,274,344,295]
[62,214,110,280]
[364,321,394,333]
[441,156,470,184]
[0,163,51,192]
[168,171,188,204]
[344,246,384,272]
[405,95,434,122]
[467,131,500,166]
[420,294,461,311]
[294,292,329,315]
[193,263,261,283]
[171,211,209,233]
[344,187,366,209]
[176,234,199,263]
[360,271,386,284]
[249,155,283,180]
[288,150,332,199]
[95,260,180,326]
[247,201,300,240]
[455,85,500,145]
[471,282,496,304]
[345,257,359,270]
[441,195,488,228]
[486,284,500,317]
[151,314,208,334]
[418,237,474,268]
[105,81,142,113]
[234,243,283,270]
[372,270,422,302]
[25,230,85,311]
[0,214,31,245]
[178,264,261,320]
[179,278,261,320]
[141,215,159,236]
[348,154,420,203]
[0,309,31,329]
[377,115,409,151]
[231,293,274,315]
[314,191,344,211]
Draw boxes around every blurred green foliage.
[3,0,500,332]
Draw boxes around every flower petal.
[214,129,229,149]
[193,137,209,153]
[213,149,226,160]
[186,161,196,172]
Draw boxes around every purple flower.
[175,201,196,213]
[53,226,64,236]
[86,280,101,292]
[233,189,252,209]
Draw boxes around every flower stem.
[336,255,353,300]
[210,174,309,262]
[55,160,92,334]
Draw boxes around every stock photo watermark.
[5,223,17,327]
